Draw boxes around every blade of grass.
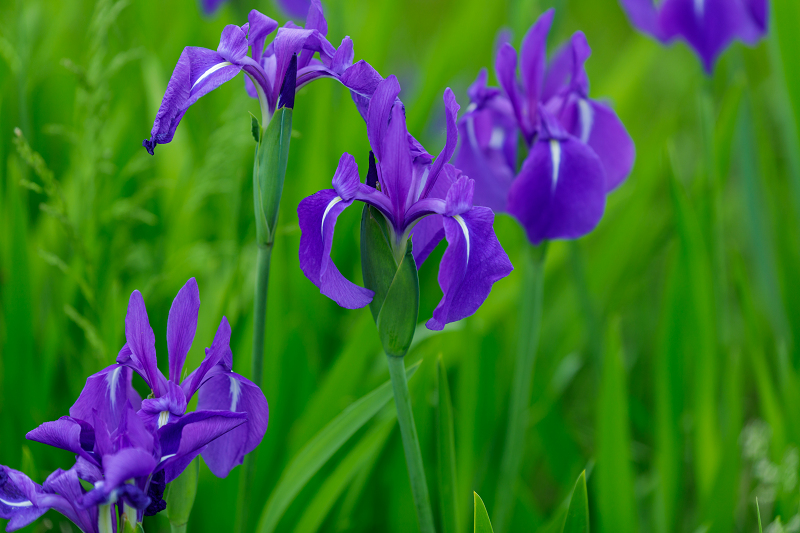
[474,493,495,533]
[757,499,763,533]
[561,471,589,533]
[293,415,395,533]
[256,361,421,533]
[595,318,637,533]
[437,355,459,533]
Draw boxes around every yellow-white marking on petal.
[157,411,170,429]
[549,139,562,193]
[107,366,122,411]
[694,0,705,19]
[321,196,343,234]
[453,214,470,262]
[229,375,242,412]
[0,498,33,508]
[489,127,505,149]
[578,99,594,144]
[159,454,176,464]
[192,62,233,90]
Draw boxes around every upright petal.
[495,43,528,138]
[248,10,279,64]
[197,371,269,478]
[341,60,385,120]
[519,9,554,116]
[381,104,414,216]
[331,37,354,75]
[367,75,402,163]
[182,316,232,401]
[201,0,227,15]
[507,137,606,245]
[422,88,461,199]
[427,204,513,330]
[217,25,249,63]
[69,363,143,430]
[143,47,242,154]
[167,278,201,383]
[298,189,374,309]
[559,96,635,191]
[542,31,592,101]
[454,98,517,213]
[271,27,316,105]
[123,291,167,396]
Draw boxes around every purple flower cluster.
[0,279,267,532]
[454,9,635,245]
[144,0,379,154]
[620,0,768,72]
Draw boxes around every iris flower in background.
[0,466,97,532]
[71,278,268,480]
[298,76,513,330]
[454,9,635,245]
[619,0,768,72]
[200,0,312,19]
[144,1,363,154]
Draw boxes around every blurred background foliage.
[1,0,800,531]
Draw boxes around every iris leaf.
[256,361,421,533]
[437,356,459,533]
[474,492,494,533]
[561,471,589,533]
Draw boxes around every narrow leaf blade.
[437,356,459,533]
[561,471,589,533]
[474,492,494,533]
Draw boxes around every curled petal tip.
[279,53,298,109]
[143,139,156,155]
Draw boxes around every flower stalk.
[493,243,548,532]
[386,354,436,533]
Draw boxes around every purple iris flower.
[200,0,226,15]
[144,1,361,154]
[619,0,768,72]
[70,278,268,479]
[278,0,313,19]
[0,466,97,532]
[297,76,513,330]
[454,9,635,245]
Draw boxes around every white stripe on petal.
[192,62,233,90]
[159,454,177,464]
[694,0,705,19]
[489,127,506,149]
[453,214,470,262]
[549,139,562,193]
[0,497,33,508]
[107,366,121,411]
[229,375,242,412]
[321,196,343,234]
[578,99,594,144]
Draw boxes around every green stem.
[235,243,273,532]
[493,243,548,533]
[386,354,436,533]
[170,525,187,533]
[98,504,113,533]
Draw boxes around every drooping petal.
[519,8,554,118]
[427,203,514,330]
[341,60,385,120]
[157,411,247,482]
[143,46,242,154]
[26,417,96,465]
[182,316,232,401]
[298,189,374,309]
[122,291,167,396]
[0,466,50,531]
[196,370,269,478]
[659,0,767,72]
[411,215,445,267]
[422,88,461,199]
[248,10,279,64]
[69,363,143,430]
[367,75,402,163]
[558,96,635,191]
[167,278,201,383]
[101,448,157,493]
[507,137,606,245]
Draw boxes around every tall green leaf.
[256,362,420,533]
[474,492,495,533]
[562,471,589,533]
[437,356,459,533]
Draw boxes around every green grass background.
[2,0,800,531]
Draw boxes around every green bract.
[253,107,293,247]
[360,205,420,357]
